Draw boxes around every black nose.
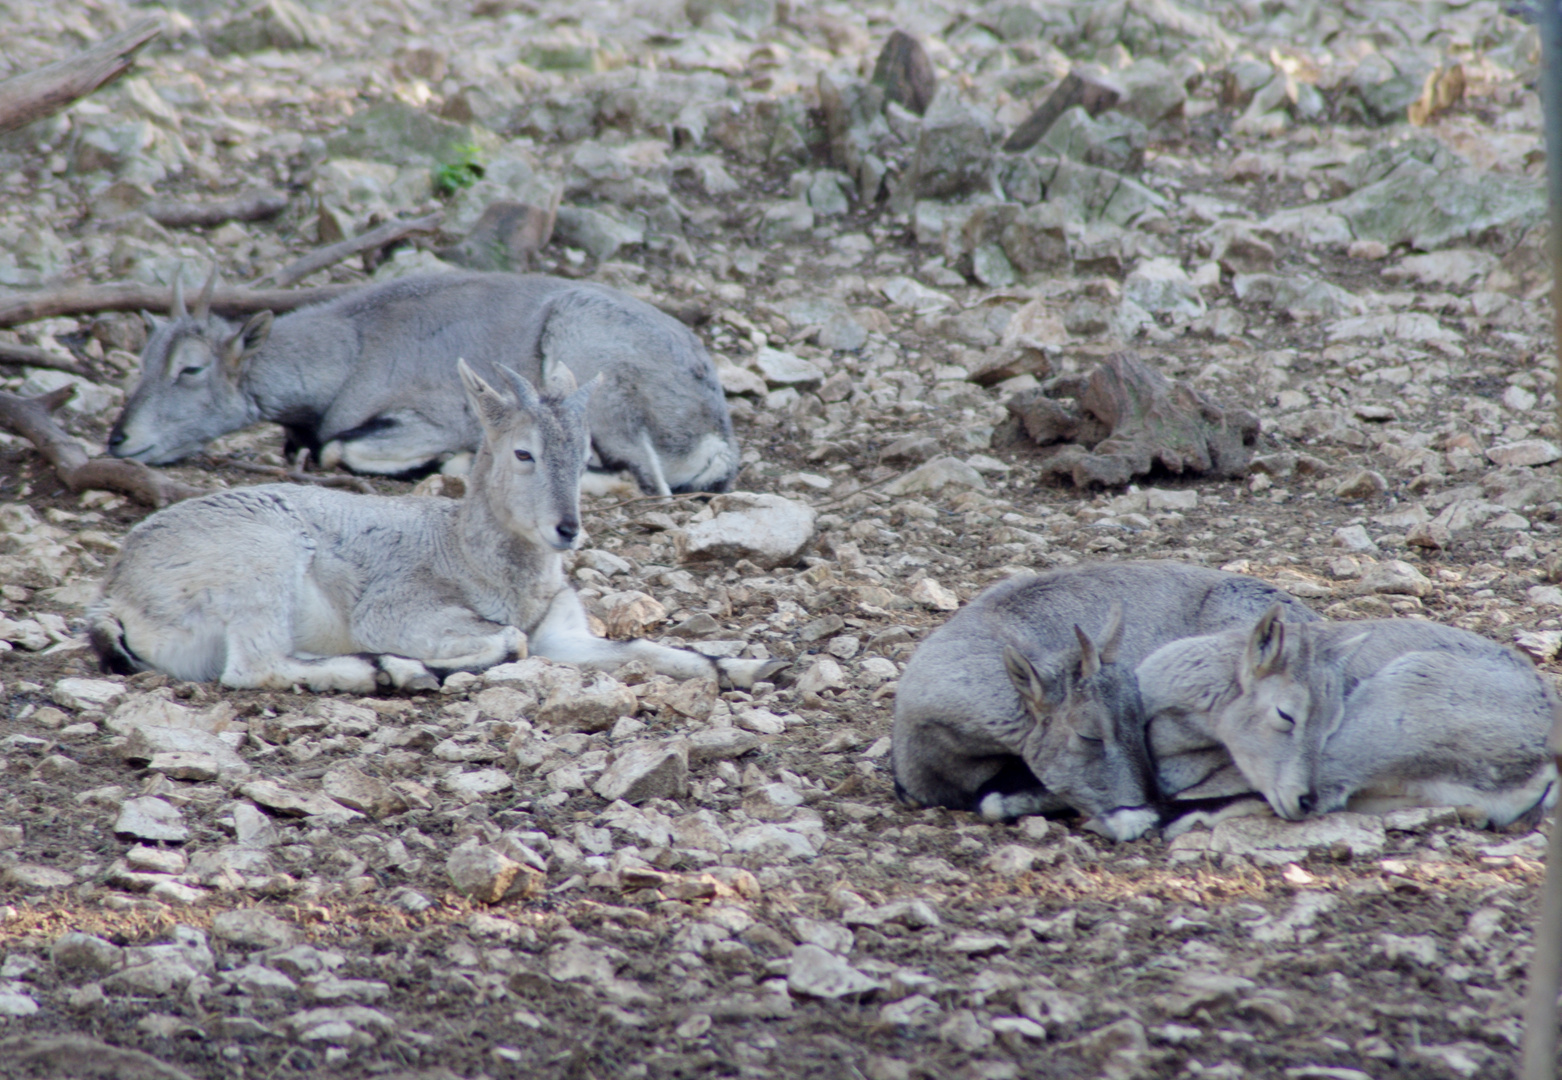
[556,520,579,543]
[1297,791,1317,815]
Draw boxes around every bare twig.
[0,341,90,376]
[0,283,355,329]
[145,190,289,230]
[0,19,162,135]
[0,386,205,507]
[255,212,443,289]
[215,455,376,494]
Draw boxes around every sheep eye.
[1275,708,1295,728]
[513,449,534,463]
[179,365,206,378]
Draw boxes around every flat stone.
[51,677,127,711]
[593,741,689,803]
[114,796,189,843]
[786,943,881,999]
[147,752,221,782]
[212,909,299,950]
[1358,559,1432,597]
[751,347,825,386]
[4,864,75,890]
[124,845,187,874]
[795,657,847,695]
[685,727,761,763]
[121,725,251,778]
[52,933,123,973]
[883,457,988,497]
[238,781,362,820]
[321,764,407,819]
[447,839,542,904]
[442,768,514,801]
[909,578,960,611]
[538,677,636,732]
[1486,440,1561,468]
[676,493,818,570]
[1208,812,1387,866]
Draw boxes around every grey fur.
[89,360,776,693]
[108,270,739,495]
[891,560,1321,839]
[1138,610,1560,828]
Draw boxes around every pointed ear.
[542,357,578,396]
[460,358,514,431]
[1241,604,1288,685]
[1003,645,1050,716]
[1098,602,1125,665]
[195,265,219,321]
[222,311,272,373]
[1074,624,1101,680]
[140,309,159,331]
[1325,631,1371,667]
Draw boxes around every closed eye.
[513,449,534,462]
[179,365,206,378]
[1276,709,1294,723]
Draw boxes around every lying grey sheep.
[108,270,739,495]
[1139,608,1560,829]
[891,560,1320,840]
[90,359,776,693]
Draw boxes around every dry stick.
[255,212,444,289]
[0,386,205,508]
[0,283,356,329]
[0,341,90,375]
[216,455,376,494]
[0,18,162,135]
[145,189,288,229]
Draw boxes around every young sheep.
[89,360,775,693]
[1138,607,1560,829]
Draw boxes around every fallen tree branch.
[0,341,90,376]
[217,455,376,494]
[0,282,355,328]
[0,19,162,135]
[145,189,289,229]
[0,385,205,507]
[255,211,444,289]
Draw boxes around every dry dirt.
[2,2,1562,1079]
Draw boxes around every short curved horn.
[171,270,188,319]
[194,264,219,321]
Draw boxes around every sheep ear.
[459,358,514,430]
[222,311,271,372]
[1241,604,1288,684]
[1097,602,1125,665]
[542,356,579,396]
[1003,645,1049,716]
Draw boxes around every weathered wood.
[1002,68,1123,153]
[1014,354,1258,487]
[0,386,205,507]
[0,19,162,136]
[257,212,443,288]
[0,341,89,375]
[0,283,355,328]
[871,30,936,116]
[145,189,289,229]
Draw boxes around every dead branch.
[0,386,205,507]
[0,19,162,136]
[0,282,355,329]
[0,341,89,376]
[217,456,377,494]
[255,212,444,289]
[145,189,289,229]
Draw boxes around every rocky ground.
[2,0,1562,1077]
